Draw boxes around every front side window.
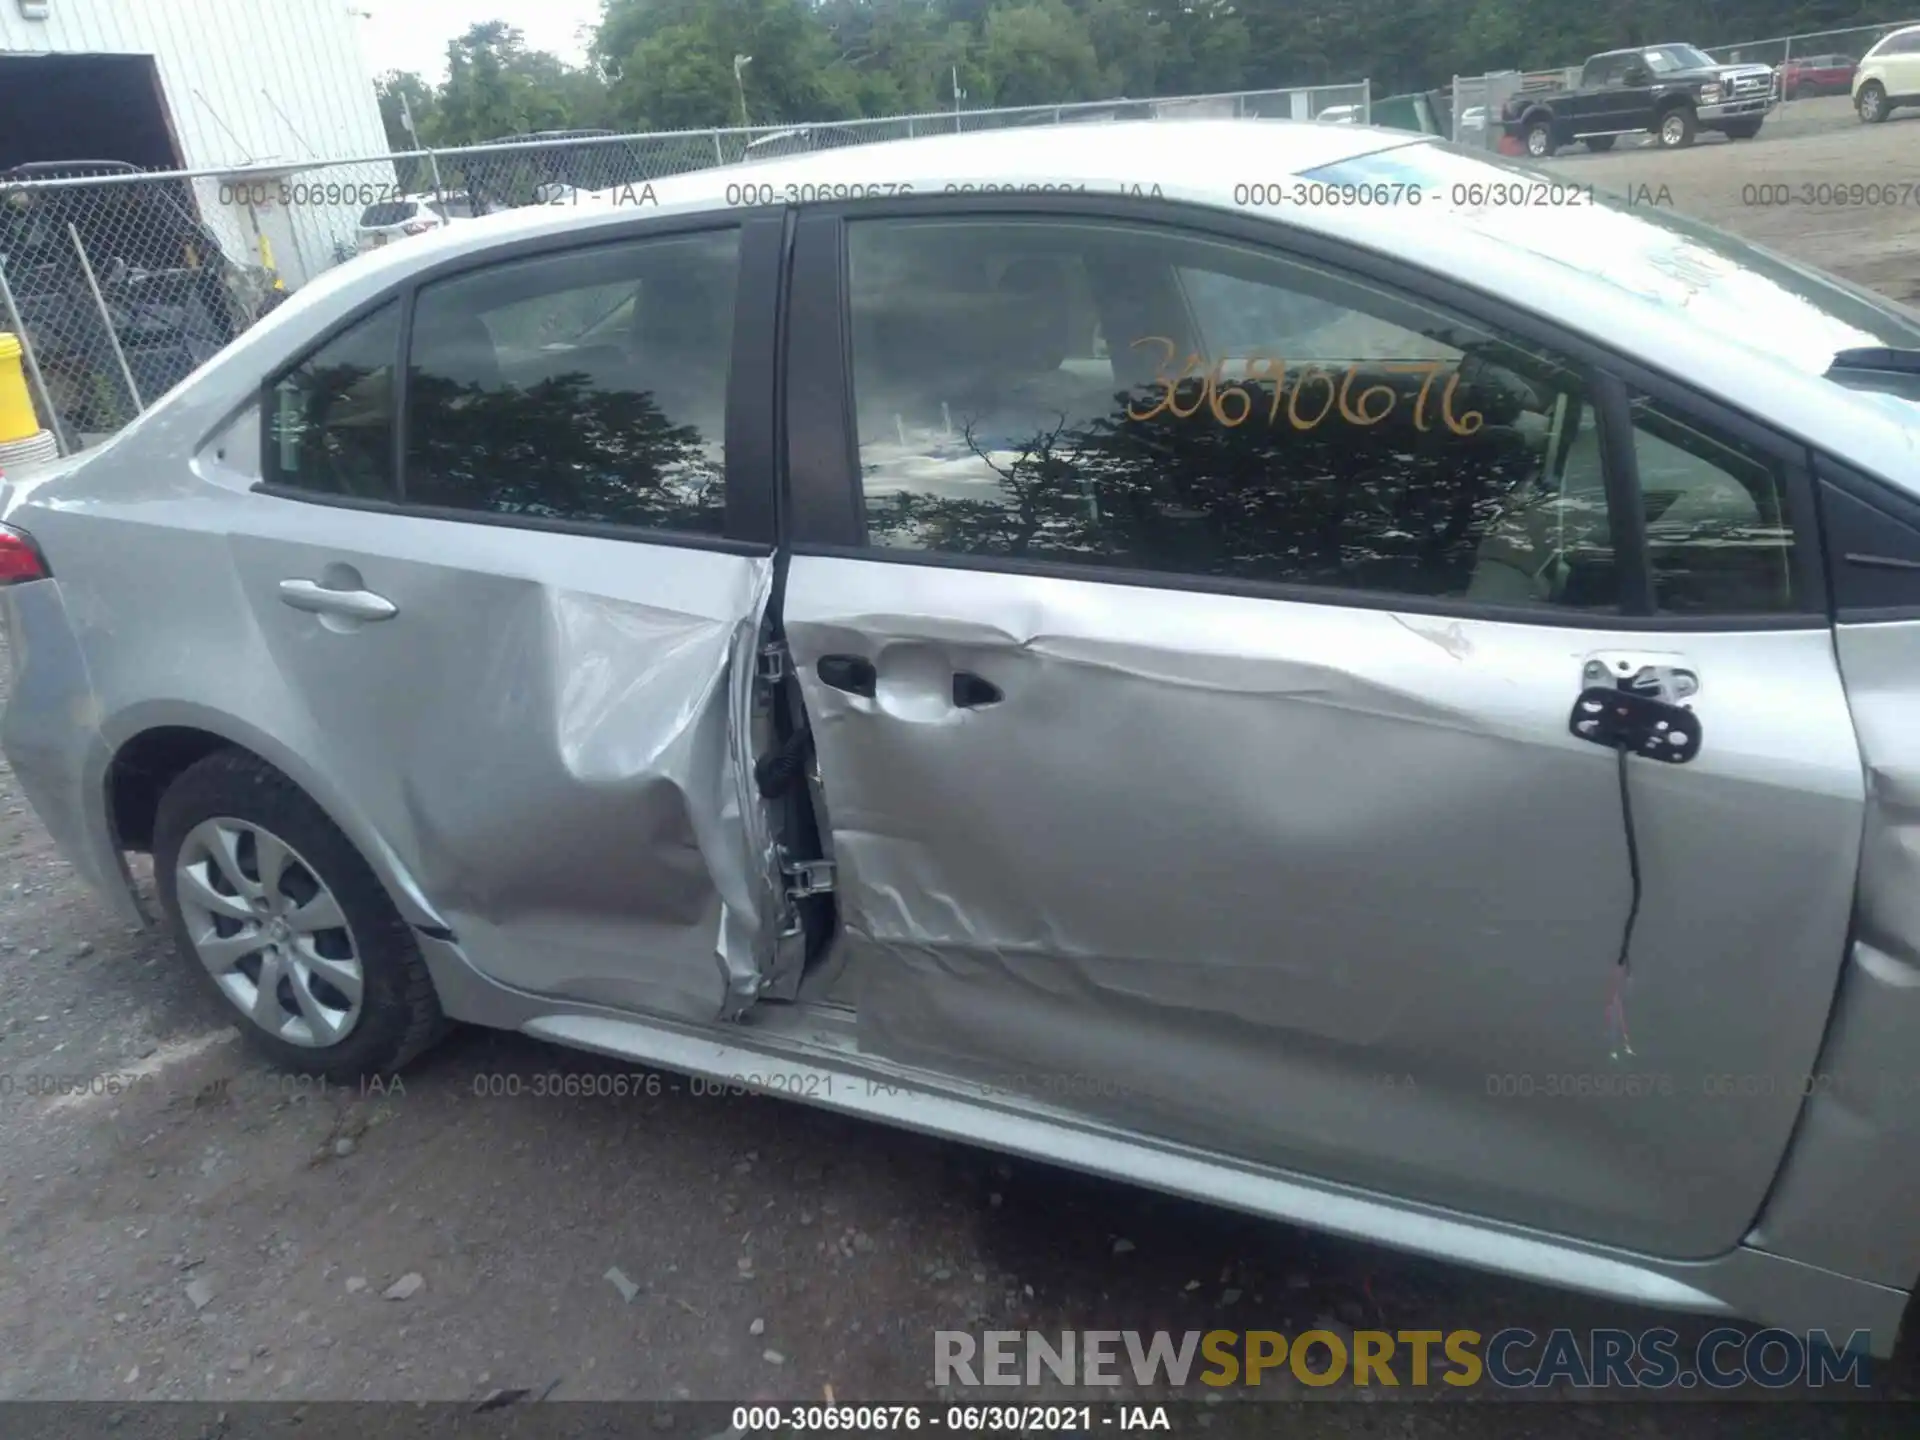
[403,228,738,532]
[1643,45,1717,73]
[846,217,1619,610]
[265,301,399,500]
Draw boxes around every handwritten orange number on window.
[1379,361,1446,432]
[1441,372,1484,435]
[1337,367,1396,426]
[1130,343,1481,435]
[1126,336,1179,421]
[1287,366,1337,431]
[1246,354,1288,425]
[1206,359,1254,426]
[1166,351,1210,419]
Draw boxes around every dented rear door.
[778,199,1856,1259]
[229,212,791,1024]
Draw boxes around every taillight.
[0,522,50,585]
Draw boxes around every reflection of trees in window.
[867,376,1551,600]
[278,360,394,498]
[405,370,722,531]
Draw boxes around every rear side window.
[402,228,739,532]
[265,301,399,500]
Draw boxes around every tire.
[1524,119,1557,158]
[1723,120,1762,140]
[1655,105,1697,148]
[154,749,447,1081]
[1585,135,1616,152]
[1856,81,1889,124]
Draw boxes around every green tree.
[982,0,1104,105]
[374,70,439,152]
[435,22,588,145]
[381,0,1898,148]
[595,0,859,130]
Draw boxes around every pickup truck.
[1503,42,1777,156]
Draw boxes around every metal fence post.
[1361,77,1372,124]
[713,130,725,164]
[67,223,144,418]
[0,256,68,457]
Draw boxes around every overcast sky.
[353,0,604,82]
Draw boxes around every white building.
[0,0,398,285]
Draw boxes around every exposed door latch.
[782,857,836,899]
[757,641,790,685]
[1569,688,1702,763]
[1581,653,1698,704]
[1572,651,1703,764]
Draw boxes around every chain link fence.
[1449,72,1529,149]
[0,80,1367,456]
[1447,14,1920,147]
[1707,19,1920,100]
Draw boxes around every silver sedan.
[5,119,1920,1358]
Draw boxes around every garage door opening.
[0,54,247,447]
[0,52,183,171]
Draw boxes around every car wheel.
[1724,120,1762,140]
[1656,106,1697,147]
[154,749,447,1080]
[1585,135,1616,151]
[1856,82,1888,123]
[1524,120,1556,158]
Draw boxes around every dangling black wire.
[1606,742,1641,1059]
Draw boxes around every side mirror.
[1624,64,1651,85]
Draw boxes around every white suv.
[1854,23,1920,122]
[354,193,474,253]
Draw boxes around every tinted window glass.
[847,218,1618,610]
[403,230,738,532]
[266,301,398,499]
[1631,398,1797,614]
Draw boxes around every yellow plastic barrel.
[0,333,41,443]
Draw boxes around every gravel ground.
[1537,96,1920,303]
[4,109,1920,1427]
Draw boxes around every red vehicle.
[1778,53,1857,98]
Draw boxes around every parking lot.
[1538,96,1920,304]
[2,97,1919,1431]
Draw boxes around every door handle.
[952,671,1003,708]
[277,578,398,622]
[816,654,877,698]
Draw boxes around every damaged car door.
[229,218,791,1024]
[778,203,1860,1260]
